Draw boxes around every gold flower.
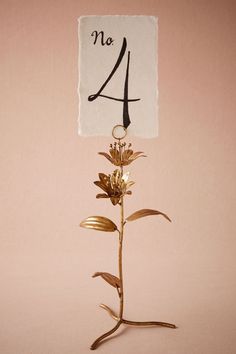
[98,142,146,166]
[94,170,134,205]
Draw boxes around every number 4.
[88,38,140,129]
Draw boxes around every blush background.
[0,1,236,353]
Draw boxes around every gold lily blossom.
[98,142,146,166]
[94,170,134,205]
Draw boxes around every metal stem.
[90,320,122,350]
[90,161,125,350]
[118,165,124,320]
[122,319,176,328]
[99,304,176,328]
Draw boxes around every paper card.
[78,16,158,138]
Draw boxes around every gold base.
[90,304,176,350]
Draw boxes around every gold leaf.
[80,216,117,232]
[126,209,171,222]
[92,272,121,288]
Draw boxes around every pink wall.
[1,1,236,353]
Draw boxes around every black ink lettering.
[88,37,127,101]
[91,31,105,45]
[88,37,140,128]
[106,37,114,46]
[91,30,114,46]
[123,51,131,128]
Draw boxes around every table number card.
[78,16,158,138]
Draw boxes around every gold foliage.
[93,272,121,288]
[126,209,171,222]
[80,216,117,232]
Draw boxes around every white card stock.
[78,16,158,138]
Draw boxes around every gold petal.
[121,171,130,183]
[111,196,120,205]
[113,161,121,166]
[126,209,171,222]
[129,152,147,160]
[80,216,118,232]
[92,272,121,288]
[96,193,109,199]
[94,181,108,193]
[109,148,120,163]
[111,169,120,187]
[122,160,132,166]
[109,148,116,159]
[99,173,110,183]
[122,149,133,160]
[126,181,135,189]
[98,152,113,163]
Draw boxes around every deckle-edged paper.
[78,15,158,138]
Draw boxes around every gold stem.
[118,193,124,320]
[118,139,125,319]
[122,319,177,328]
[90,320,122,350]
[90,158,125,350]
[99,303,119,321]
